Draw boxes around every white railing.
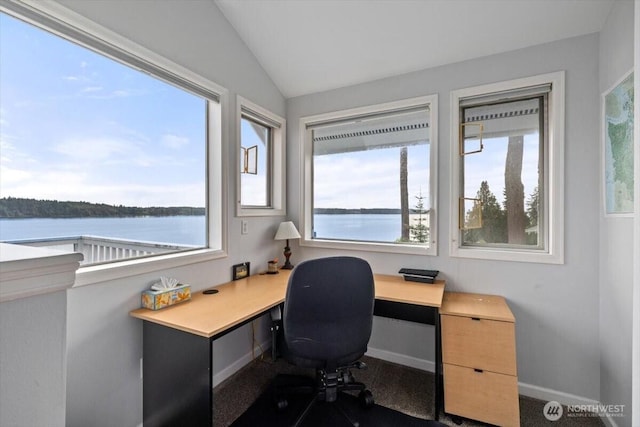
[6,236,198,265]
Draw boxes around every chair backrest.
[283,256,375,369]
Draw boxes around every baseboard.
[518,381,624,426]
[365,346,435,373]
[518,381,600,406]
[212,338,271,388]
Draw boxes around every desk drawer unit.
[440,292,520,427]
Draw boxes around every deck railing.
[6,236,198,265]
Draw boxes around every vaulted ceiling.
[215,0,614,98]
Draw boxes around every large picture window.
[0,3,224,273]
[237,96,286,216]
[301,96,438,255]
[450,72,565,264]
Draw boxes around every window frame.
[449,71,565,264]
[236,96,286,217]
[1,0,228,286]
[300,95,438,256]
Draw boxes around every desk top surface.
[130,271,444,338]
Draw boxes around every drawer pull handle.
[474,368,484,373]
[471,317,481,321]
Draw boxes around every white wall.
[287,34,603,403]
[50,1,287,426]
[599,1,635,425]
[0,291,67,427]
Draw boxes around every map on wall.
[604,71,634,215]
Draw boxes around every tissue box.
[141,284,191,310]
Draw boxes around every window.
[237,96,285,216]
[0,2,225,276]
[300,95,438,255]
[450,72,565,263]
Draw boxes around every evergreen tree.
[525,186,539,245]
[409,190,429,243]
[464,181,507,244]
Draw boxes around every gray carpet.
[213,355,605,427]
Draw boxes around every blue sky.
[0,13,206,207]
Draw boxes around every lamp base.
[281,242,294,270]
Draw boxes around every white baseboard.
[365,346,435,373]
[212,338,271,388]
[518,381,600,406]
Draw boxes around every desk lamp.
[274,221,301,270]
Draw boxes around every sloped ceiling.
[215,0,614,98]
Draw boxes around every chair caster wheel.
[358,389,374,407]
[276,397,288,410]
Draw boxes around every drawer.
[441,314,516,375]
[444,363,520,427]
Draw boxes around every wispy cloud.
[81,86,103,93]
[161,134,189,149]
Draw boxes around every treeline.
[0,197,205,218]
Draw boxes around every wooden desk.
[131,272,445,426]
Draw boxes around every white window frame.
[449,71,565,264]
[236,96,286,217]
[300,95,438,256]
[1,0,228,286]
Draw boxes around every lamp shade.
[274,221,301,240]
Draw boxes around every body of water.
[313,214,402,242]
[0,216,207,246]
[0,214,410,246]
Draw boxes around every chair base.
[274,365,374,427]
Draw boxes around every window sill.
[73,248,227,287]
[450,244,563,264]
[237,207,286,217]
[301,238,436,256]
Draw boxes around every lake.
[0,214,407,245]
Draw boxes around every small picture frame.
[232,262,250,281]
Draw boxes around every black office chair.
[275,256,375,427]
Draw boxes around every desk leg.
[143,322,212,427]
[434,312,442,421]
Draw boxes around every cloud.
[82,86,103,93]
[0,164,32,184]
[53,137,133,161]
[161,134,189,149]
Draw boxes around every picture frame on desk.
[232,262,250,280]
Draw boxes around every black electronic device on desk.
[399,268,439,284]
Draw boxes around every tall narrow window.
[240,116,271,206]
[451,72,565,264]
[0,5,224,268]
[301,96,438,255]
[237,96,285,216]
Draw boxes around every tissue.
[142,277,191,310]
